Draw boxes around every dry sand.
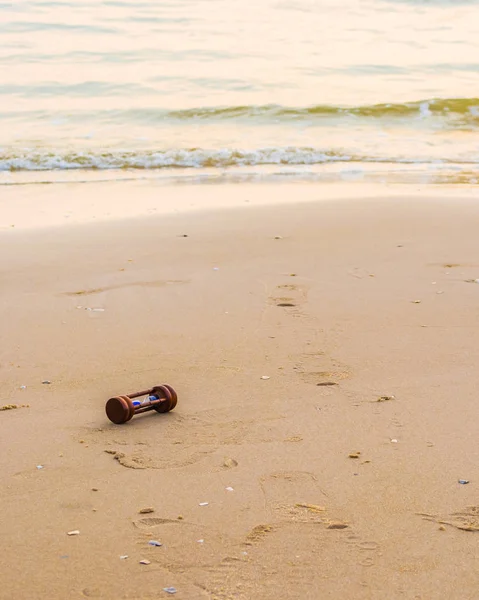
[1,188,479,599]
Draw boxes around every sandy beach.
[1,187,479,599]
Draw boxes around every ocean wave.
[0,148,351,171]
[1,98,479,127]
[1,147,479,172]
[167,98,479,120]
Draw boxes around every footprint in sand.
[258,470,350,528]
[133,515,240,580]
[260,470,323,506]
[293,352,350,386]
[133,517,184,529]
[134,515,252,597]
[269,283,309,312]
[84,408,289,471]
[202,520,358,599]
[343,537,380,567]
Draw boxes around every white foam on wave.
[2,146,479,174]
[0,147,353,171]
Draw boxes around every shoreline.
[1,178,478,232]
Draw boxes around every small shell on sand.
[139,507,155,514]
[376,395,395,402]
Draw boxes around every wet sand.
[1,190,479,599]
